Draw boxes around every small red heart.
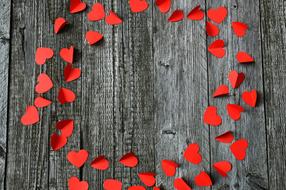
[226,104,244,121]
[208,39,225,58]
[54,17,67,34]
[58,87,76,104]
[228,70,245,89]
[207,6,227,24]
[213,161,232,177]
[161,159,178,177]
[206,21,219,37]
[87,3,105,21]
[64,63,81,82]
[68,176,88,190]
[119,152,138,168]
[50,133,67,151]
[230,139,248,160]
[187,5,204,21]
[35,47,54,65]
[232,22,248,37]
[86,30,103,45]
[128,186,146,190]
[56,119,74,137]
[105,11,123,25]
[35,73,53,94]
[215,131,234,144]
[129,0,149,13]
[138,172,156,187]
[70,0,87,14]
[91,155,109,170]
[34,97,52,108]
[236,51,254,63]
[183,143,202,165]
[155,0,171,14]
[213,85,229,97]
[153,187,160,190]
[174,178,192,190]
[103,179,122,190]
[21,106,39,126]
[67,149,89,168]
[168,10,184,22]
[242,90,257,107]
[203,106,222,126]
[60,46,74,64]
[194,171,212,187]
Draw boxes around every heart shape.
[207,6,227,24]
[228,70,245,89]
[226,104,244,121]
[103,179,122,190]
[67,149,89,168]
[215,131,234,144]
[105,11,123,25]
[129,0,149,13]
[213,161,232,177]
[68,176,89,190]
[236,51,254,63]
[203,106,222,126]
[128,186,146,190]
[34,97,52,108]
[91,155,109,170]
[54,17,67,34]
[208,39,225,58]
[21,106,39,126]
[206,21,219,37]
[242,89,257,107]
[161,159,178,177]
[70,0,86,14]
[56,119,74,137]
[174,178,192,190]
[194,171,212,187]
[153,187,160,190]
[64,63,81,82]
[138,172,156,187]
[213,84,229,97]
[86,30,103,45]
[58,87,76,104]
[87,3,105,21]
[183,143,202,165]
[187,5,204,21]
[60,46,74,64]
[155,0,171,14]
[35,73,53,94]
[50,133,67,151]
[232,22,248,37]
[119,152,138,167]
[35,47,54,65]
[168,10,184,22]
[230,139,248,160]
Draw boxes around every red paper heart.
[187,5,204,21]
[56,119,74,137]
[21,105,39,126]
[236,51,254,63]
[129,0,149,13]
[105,11,123,25]
[161,159,178,177]
[155,0,171,14]
[35,73,53,94]
[60,46,74,64]
[228,70,245,89]
[58,87,76,104]
[242,90,257,107]
[213,161,232,177]
[68,176,88,190]
[232,22,248,37]
[119,152,138,167]
[70,0,86,14]
[86,30,103,45]
[230,139,248,160]
[50,133,67,151]
[67,149,89,168]
[34,97,52,108]
[91,155,109,170]
[183,143,202,165]
[194,171,212,187]
[54,17,67,34]
[208,39,225,58]
[226,104,244,121]
[174,178,192,190]
[138,172,156,187]
[168,10,184,22]
[215,131,234,144]
[207,6,227,24]
[128,186,146,190]
[87,3,105,21]
[206,21,219,37]
[153,187,160,190]
[35,47,54,65]
[103,179,122,190]
[64,63,81,82]
[203,106,222,126]
[213,85,229,97]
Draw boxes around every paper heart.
[206,21,219,37]
[119,152,138,168]
[194,171,212,187]
[103,179,122,190]
[64,63,81,82]
[183,143,202,165]
[68,176,88,190]
[87,3,105,21]
[213,161,232,177]
[153,187,160,190]
[230,139,248,160]
[128,186,146,190]
[236,51,254,63]
[155,0,171,14]
[208,39,225,58]
[91,155,109,170]
[168,10,184,22]
[56,119,74,137]
[35,73,53,94]
[226,104,244,121]
[213,85,229,97]
[161,159,178,177]
[21,106,39,126]
[86,30,103,45]
[207,6,227,24]
[50,133,67,151]
[138,172,156,187]
[215,131,234,144]
[54,17,67,34]
[232,22,248,37]
[203,106,222,126]
[129,0,149,13]
[60,46,74,64]
[70,0,86,14]
[67,149,89,168]
[105,11,123,25]
[35,47,54,65]
[228,70,245,89]
[174,178,192,190]
[242,90,257,107]
[58,87,76,104]
[34,97,52,108]
[187,5,204,21]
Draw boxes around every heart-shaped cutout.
[56,119,74,137]
[187,5,204,21]
[208,39,225,58]
[70,0,86,14]
[232,22,248,37]
[183,143,202,165]
[174,178,192,190]
[35,73,53,94]
[34,97,52,108]
[228,70,245,89]
[91,155,109,170]
[129,0,149,13]
[236,51,254,63]
[213,85,229,97]
[207,6,227,24]
[54,17,67,34]
[168,10,184,22]
[161,159,178,177]
[155,0,171,14]
[119,152,138,168]
[203,106,222,126]
[35,47,54,65]
[242,89,257,107]
[58,87,76,104]
[21,106,39,126]
[86,30,103,45]
[87,3,105,21]
[67,149,89,168]
[226,104,244,121]
[206,21,219,37]
[213,161,232,177]
[215,131,234,144]
[128,186,146,190]
[230,139,248,160]
[105,11,123,25]
[60,46,74,64]
[194,171,212,187]
[50,133,67,151]
[138,172,156,187]
[64,63,81,82]
[103,179,122,190]
[68,176,89,190]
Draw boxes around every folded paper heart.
[206,21,219,37]
[207,6,227,24]
[187,5,204,21]
[232,22,248,37]
[54,17,67,34]
[70,0,86,14]
[56,119,74,138]
[128,186,146,190]
[34,97,52,108]
[174,178,192,190]
[138,172,156,187]
[50,133,67,151]
[21,105,39,126]
[67,149,89,168]
[208,39,226,58]
[87,3,105,22]
[230,139,248,160]
[242,90,257,107]
[86,30,103,45]
[213,160,232,177]
[60,46,74,64]
[203,106,222,126]
[226,104,244,121]
[168,10,184,22]
[35,47,54,65]
[155,0,171,14]
[105,11,123,25]
[194,171,212,187]
[119,152,138,168]
[129,0,149,13]
[35,73,53,94]
[236,51,254,63]
[91,155,109,170]
[68,176,88,190]
[161,159,178,177]
[215,131,234,144]
[228,70,245,89]
[213,85,229,97]
[183,143,202,165]
[64,63,81,82]
[103,179,122,190]
[58,87,76,104]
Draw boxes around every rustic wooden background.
[0,0,285,189]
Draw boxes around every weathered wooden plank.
[261,0,286,189]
